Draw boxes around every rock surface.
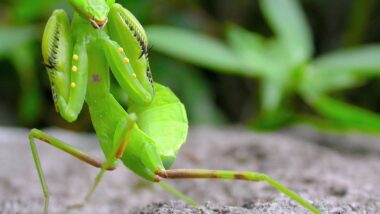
[0,126,379,214]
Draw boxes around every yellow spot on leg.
[73,54,79,61]
[123,57,130,64]
[70,82,76,89]
[132,73,137,79]
[118,48,124,53]
[71,66,78,72]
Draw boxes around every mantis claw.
[108,3,154,96]
[42,10,88,122]
[102,38,153,105]
[42,10,72,112]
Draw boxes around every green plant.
[147,0,380,131]
[0,0,61,125]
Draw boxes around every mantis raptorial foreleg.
[102,38,153,105]
[42,10,71,109]
[107,4,154,93]
[42,10,88,122]
[56,40,88,121]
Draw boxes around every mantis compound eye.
[90,18,109,29]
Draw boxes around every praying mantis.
[28,0,321,213]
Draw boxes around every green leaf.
[255,79,294,129]
[226,24,283,77]
[146,26,244,75]
[119,0,152,23]
[151,57,226,125]
[300,65,365,98]
[261,79,286,113]
[312,96,380,132]
[260,0,313,65]
[12,0,58,22]
[313,45,380,76]
[255,78,294,126]
[0,26,38,58]
[302,45,380,96]
[10,43,42,125]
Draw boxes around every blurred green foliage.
[0,1,47,125]
[0,0,380,132]
[147,0,380,132]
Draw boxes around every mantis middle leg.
[28,129,117,214]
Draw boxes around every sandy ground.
[0,126,379,214]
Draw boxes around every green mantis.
[28,0,320,213]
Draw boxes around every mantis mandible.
[28,0,320,213]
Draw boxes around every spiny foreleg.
[42,10,88,122]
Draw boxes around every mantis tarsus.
[28,0,321,213]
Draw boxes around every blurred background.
[1,0,380,133]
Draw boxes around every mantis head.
[69,0,110,29]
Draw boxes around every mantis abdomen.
[129,83,188,168]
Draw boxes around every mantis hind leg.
[156,169,321,214]
[78,114,138,206]
[119,131,198,206]
[28,129,117,214]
